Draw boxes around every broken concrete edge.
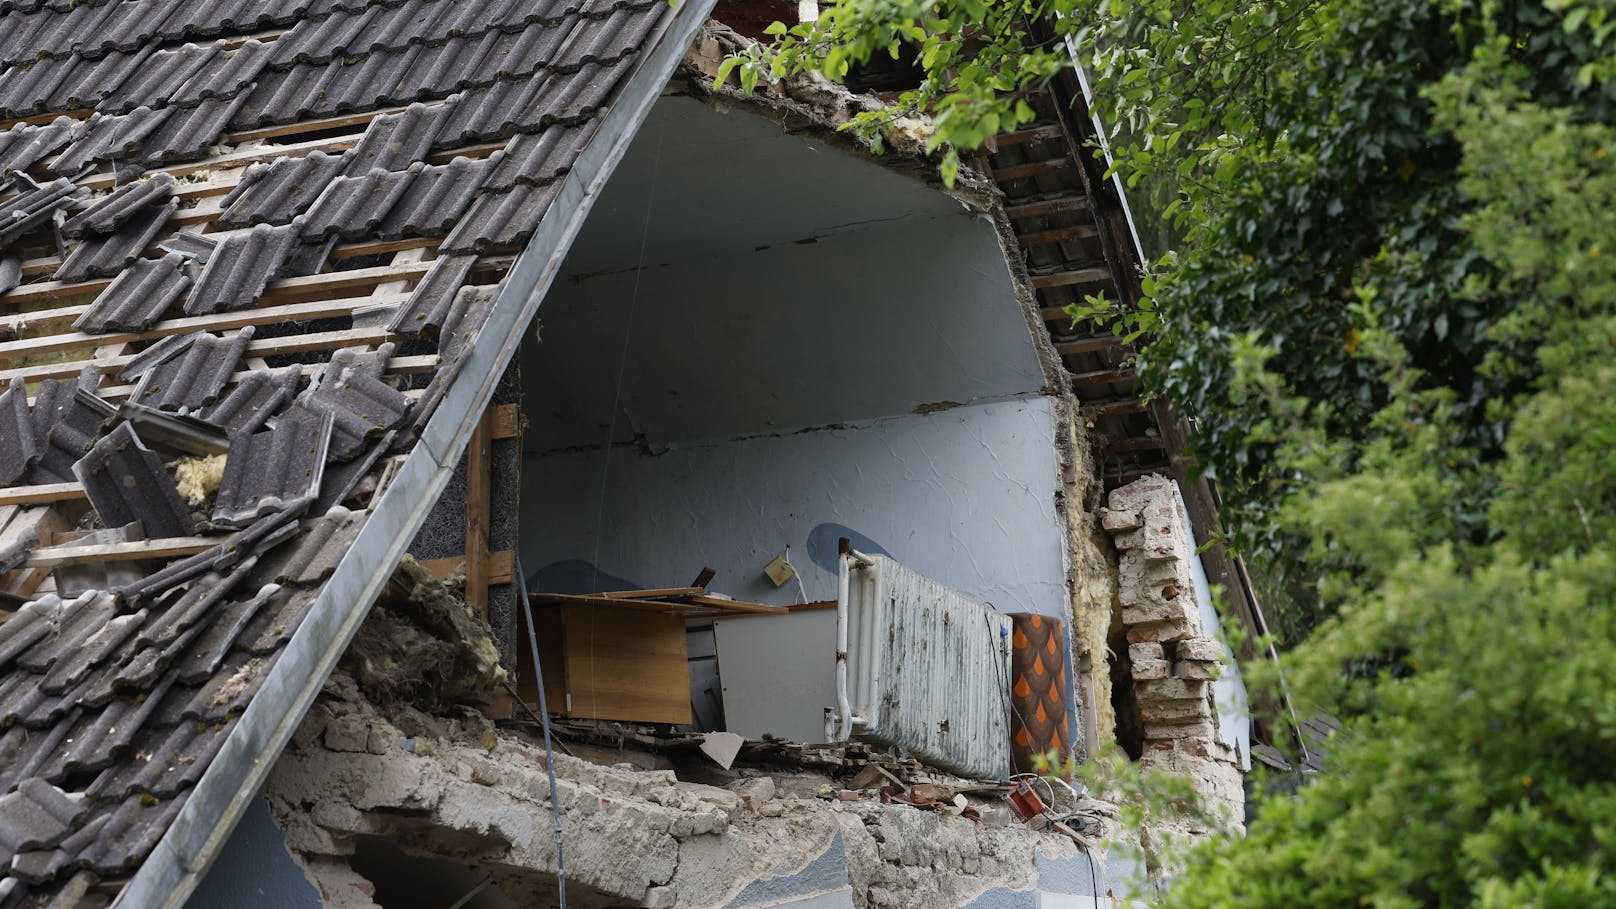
[1102,474,1245,835]
[114,2,726,907]
[266,694,1139,909]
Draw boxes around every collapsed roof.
[0,0,719,905]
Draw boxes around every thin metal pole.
[517,564,567,909]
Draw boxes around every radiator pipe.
[834,537,853,740]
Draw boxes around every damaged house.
[0,1,1259,907]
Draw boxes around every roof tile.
[128,329,255,414]
[72,422,197,538]
[72,253,195,334]
[213,411,333,529]
[61,172,176,238]
[183,224,299,316]
[54,198,176,282]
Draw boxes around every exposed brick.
[1128,642,1164,663]
[1131,658,1169,680]
[323,714,369,753]
[1101,509,1141,532]
[1136,677,1209,702]
[1176,638,1224,662]
[1175,661,1218,680]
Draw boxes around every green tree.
[748,0,1616,903]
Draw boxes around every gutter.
[115,2,721,905]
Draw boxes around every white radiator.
[830,550,1012,779]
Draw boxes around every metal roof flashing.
[113,2,721,906]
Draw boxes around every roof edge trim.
[114,2,722,906]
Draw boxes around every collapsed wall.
[264,696,1128,909]
[1102,475,1245,827]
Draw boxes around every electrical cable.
[517,563,567,909]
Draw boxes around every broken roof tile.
[54,197,176,282]
[116,403,230,458]
[71,252,194,334]
[156,230,217,262]
[213,410,333,529]
[201,366,302,436]
[0,378,38,485]
[387,253,475,337]
[301,157,489,241]
[128,328,254,414]
[288,344,412,460]
[72,422,197,539]
[216,151,345,229]
[183,224,299,316]
[0,175,79,247]
[25,378,117,486]
[60,172,176,238]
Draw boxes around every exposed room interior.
[514,94,1073,745]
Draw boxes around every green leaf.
[763,20,788,36]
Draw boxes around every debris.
[699,731,744,769]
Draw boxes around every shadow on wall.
[805,523,893,574]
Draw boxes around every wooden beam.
[464,406,494,619]
[993,125,1066,147]
[0,483,86,507]
[1032,267,1113,291]
[1054,335,1124,357]
[1069,366,1136,388]
[1016,223,1100,247]
[418,551,514,586]
[1082,397,1148,418]
[1004,196,1090,219]
[25,535,213,568]
[0,291,411,361]
[1103,436,1167,455]
[992,158,1076,183]
[488,403,520,441]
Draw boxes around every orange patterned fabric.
[1008,613,1072,774]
